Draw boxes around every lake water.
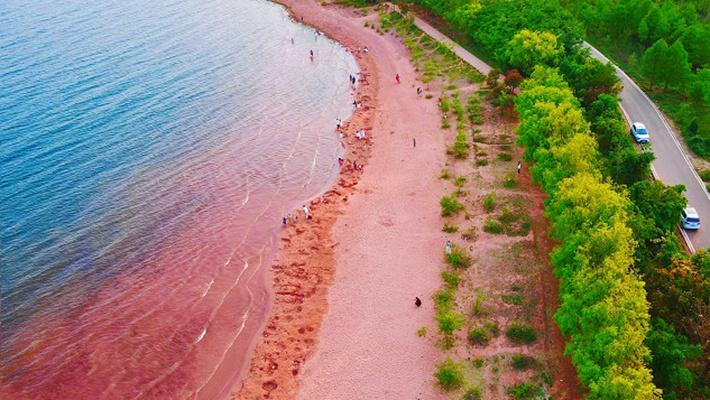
[0,0,356,398]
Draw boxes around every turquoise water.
[0,0,356,398]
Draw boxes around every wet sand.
[235,1,447,399]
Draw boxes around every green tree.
[646,318,702,400]
[638,5,670,45]
[641,39,669,90]
[665,41,692,89]
[680,24,710,69]
[506,29,563,74]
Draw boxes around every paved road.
[585,44,708,252]
[410,14,707,252]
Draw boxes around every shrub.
[510,354,533,370]
[441,117,451,129]
[439,168,452,180]
[483,192,496,213]
[437,311,465,334]
[699,169,710,182]
[472,134,486,143]
[467,327,489,346]
[483,219,503,234]
[484,320,500,336]
[506,322,536,344]
[454,175,467,187]
[472,358,484,368]
[417,326,428,337]
[425,93,433,99]
[447,131,469,159]
[441,271,460,289]
[434,357,464,391]
[462,387,482,400]
[442,223,458,233]
[440,195,464,217]
[502,174,517,189]
[445,244,473,269]
[475,158,488,166]
[502,294,524,305]
[439,95,451,113]
[434,289,455,310]
[507,382,542,400]
[497,152,513,161]
[471,293,488,316]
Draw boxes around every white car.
[681,207,700,230]
[631,122,650,143]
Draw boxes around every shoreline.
[234,1,380,397]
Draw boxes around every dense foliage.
[562,0,710,159]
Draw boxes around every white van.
[681,207,700,230]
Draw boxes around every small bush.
[442,223,458,233]
[434,289,455,310]
[483,192,496,213]
[445,244,473,269]
[472,358,485,368]
[434,357,464,391]
[497,152,513,161]
[437,311,465,334]
[417,326,428,337]
[447,131,469,159]
[441,271,460,289]
[472,134,486,143]
[440,195,464,217]
[483,219,503,234]
[462,387,482,400]
[439,169,452,180]
[510,354,533,370]
[507,382,542,400]
[475,158,488,166]
[506,322,536,344]
[425,93,433,99]
[484,320,500,336]
[461,226,477,241]
[454,175,467,187]
[502,172,517,188]
[439,95,451,113]
[471,294,488,316]
[699,169,710,182]
[502,293,524,305]
[467,327,489,346]
[441,117,451,129]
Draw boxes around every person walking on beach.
[282,217,288,225]
[302,205,311,220]
[445,240,452,255]
[395,73,400,84]
[413,138,416,148]
[517,161,522,174]
[310,49,314,61]
[416,87,422,96]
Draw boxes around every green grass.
[440,195,464,217]
[506,322,536,344]
[507,382,543,400]
[447,131,470,159]
[510,354,534,370]
[437,310,465,334]
[467,327,489,346]
[699,170,710,182]
[462,387,482,400]
[483,192,496,213]
[497,152,513,161]
[445,243,473,269]
[434,288,455,311]
[483,218,503,234]
[453,175,467,187]
[502,293,524,305]
[475,158,488,166]
[441,117,451,129]
[502,172,518,188]
[472,134,486,143]
[441,271,460,289]
[434,357,465,391]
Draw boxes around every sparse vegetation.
[461,226,476,241]
[440,195,464,217]
[441,271,460,289]
[467,327,489,346]
[483,218,503,234]
[483,192,496,212]
[510,354,534,370]
[442,223,459,233]
[506,322,536,344]
[502,293,524,305]
[497,152,512,161]
[462,387,482,400]
[434,357,465,391]
[417,326,428,337]
[507,382,542,400]
[445,243,473,269]
[440,168,452,180]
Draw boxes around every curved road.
[585,44,708,253]
[408,12,707,252]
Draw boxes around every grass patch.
[437,310,465,335]
[439,168,452,180]
[434,288,455,311]
[483,192,496,213]
[417,326,428,337]
[507,382,543,400]
[483,218,503,234]
[445,243,473,269]
[502,293,524,305]
[502,172,518,189]
[484,320,500,336]
[447,130,469,159]
[441,271,460,289]
[475,158,488,166]
[700,170,710,182]
[453,175,467,187]
[510,354,534,370]
[467,94,483,125]
[472,134,486,143]
[467,327,489,346]
[442,222,458,233]
[497,206,532,236]
[497,152,513,161]
[434,357,465,391]
[441,117,451,129]
[472,358,485,368]
[440,195,464,217]
[471,292,488,316]
[506,322,536,344]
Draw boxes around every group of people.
[282,204,312,226]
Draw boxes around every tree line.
[409,0,709,398]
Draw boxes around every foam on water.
[0,0,357,398]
